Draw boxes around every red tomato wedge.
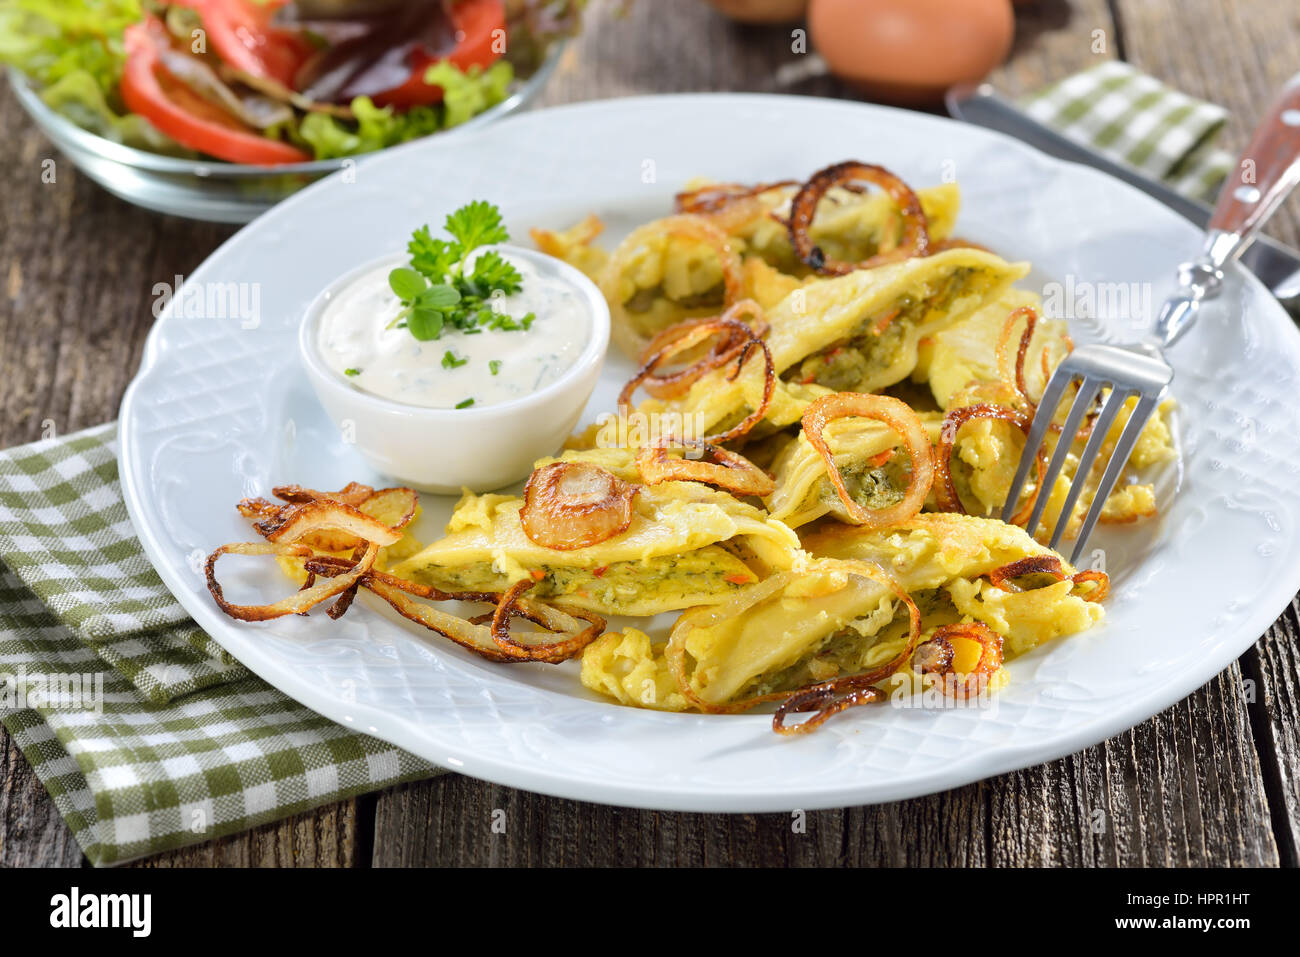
[371,0,506,109]
[169,0,316,89]
[121,18,310,166]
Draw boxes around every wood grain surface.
[0,0,1295,867]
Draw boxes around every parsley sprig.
[387,200,535,342]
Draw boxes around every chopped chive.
[489,359,502,376]
[455,397,475,409]
[344,368,360,377]
[441,350,468,369]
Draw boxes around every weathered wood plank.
[988,0,1118,97]
[1250,601,1300,865]
[0,732,83,867]
[131,801,362,868]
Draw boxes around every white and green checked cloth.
[0,424,436,865]
[1021,60,1234,202]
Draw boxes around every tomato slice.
[371,0,506,109]
[121,18,310,166]
[170,0,316,88]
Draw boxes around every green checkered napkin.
[0,424,436,865]
[1022,61,1234,202]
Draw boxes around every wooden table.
[2,0,1297,867]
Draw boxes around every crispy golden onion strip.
[519,462,639,551]
[636,437,775,497]
[996,305,1038,407]
[306,559,606,664]
[986,555,1110,603]
[259,499,403,547]
[632,301,768,401]
[205,540,379,622]
[272,481,373,506]
[674,180,798,215]
[240,484,417,552]
[934,402,1047,526]
[801,393,934,528]
[773,686,887,736]
[914,622,1004,699]
[490,580,607,663]
[997,307,1097,443]
[709,332,775,444]
[674,180,799,233]
[787,161,930,275]
[620,313,775,444]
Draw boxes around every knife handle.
[1206,72,1300,263]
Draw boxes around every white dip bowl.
[299,244,610,493]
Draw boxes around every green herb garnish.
[344,368,360,377]
[441,350,468,369]
[455,398,475,409]
[489,359,502,376]
[388,200,532,342]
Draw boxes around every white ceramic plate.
[119,94,1300,811]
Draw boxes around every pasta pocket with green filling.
[392,451,801,618]
[579,513,1106,717]
[617,248,1029,446]
[709,181,963,275]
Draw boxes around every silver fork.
[1003,73,1300,563]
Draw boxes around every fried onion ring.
[934,402,1048,526]
[801,393,934,528]
[205,540,378,622]
[240,484,416,552]
[987,555,1110,603]
[489,579,607,663]
[786,161,930,275]
[773,685,886,735]
[915,622,1004,699]
[996,305,1038,407]
[272,482,373,506]
[257,499,403,548]
[997,307,1097,443]
[519,462,639,551]
[304,557,607,664]
[674,180,798,215]
[624,305,767,403]
[636,437,775,497]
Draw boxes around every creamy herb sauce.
[317,249,590,409]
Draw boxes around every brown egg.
[704,0,809,24]
[809,0,1015,105]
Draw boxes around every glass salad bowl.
[7,42,564,224]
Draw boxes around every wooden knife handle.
[1208,73,1300,247]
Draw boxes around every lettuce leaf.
[292,60,514,160]
[0,0,194,152]
[37,68,193,153]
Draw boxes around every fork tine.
[1022,376,1103,539]
[1068,392,1162,566]
[1047,385,1131,551]
[1001,364,1076,524]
